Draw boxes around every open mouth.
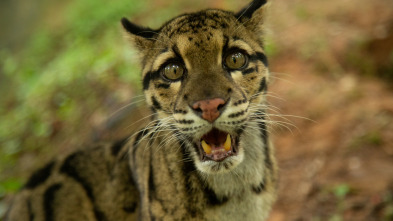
[195,128,239,162]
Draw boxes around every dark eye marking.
[143,71,160,90]
[249,52,268,67]
[242,67,255,75]
[156,83,170,89]
[143,45,186,89]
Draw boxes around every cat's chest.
[202,192,271,221]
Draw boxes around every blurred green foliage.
[0,0,146,200]
[332,184,351,200]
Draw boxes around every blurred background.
[0,0,392,220]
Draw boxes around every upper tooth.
[201,140,212,154]
[224,134,231,151]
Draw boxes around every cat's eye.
[162,63,185,81]
[224,51,247,70]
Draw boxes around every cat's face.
[122,1,269,174]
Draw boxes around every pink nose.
[192,98,226,123]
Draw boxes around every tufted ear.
[121,17,156,52]
[235,0,269,34]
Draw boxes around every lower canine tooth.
[224,134,231,151]
[201,140,212,154]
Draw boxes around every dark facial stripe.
[233,99,247,106]
[242,67,255,75]
[174,109,188,114]
[176,119,194,124]
[151,96,162,110]
[24,161,55,189]
[156,83,170,89]
[220,118,247,126]
[181,126,199,132]
[228,110,246,118]
[258,77,267,92]
[43,183,62,221]
[143,71,160,90]
[250,52,268,67]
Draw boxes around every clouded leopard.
[5,0,277,220]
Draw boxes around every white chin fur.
[194,147,244,174]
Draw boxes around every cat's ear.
[121,18,156,51]
[235,0,269,34]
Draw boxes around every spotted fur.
[5,1,277,220]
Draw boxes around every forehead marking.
[177,31,225,69]
[165,11,231,38]
[177,35,193,69]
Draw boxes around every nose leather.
[192,98,226,123]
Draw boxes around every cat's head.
[122,0,270,174]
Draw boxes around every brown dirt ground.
[265,0,393,220]
[268,56,393,220]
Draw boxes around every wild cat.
[5,0,277,220]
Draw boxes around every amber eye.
[162,63,185,81]
[225,51,247,70]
